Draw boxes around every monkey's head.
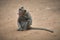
[18,8,26,17]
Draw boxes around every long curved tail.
[29,27,54,33]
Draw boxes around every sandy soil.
[0,0,60,40]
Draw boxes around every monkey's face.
[18,10,24,17]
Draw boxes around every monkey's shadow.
[28,27,54,33]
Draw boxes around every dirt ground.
[0,0,60,40]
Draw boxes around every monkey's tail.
[29,27,54,33]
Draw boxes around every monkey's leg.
[17,22,23,31]
[21,21,28,30]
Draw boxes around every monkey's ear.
[24,10,26,13]
[19,9,22,11]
